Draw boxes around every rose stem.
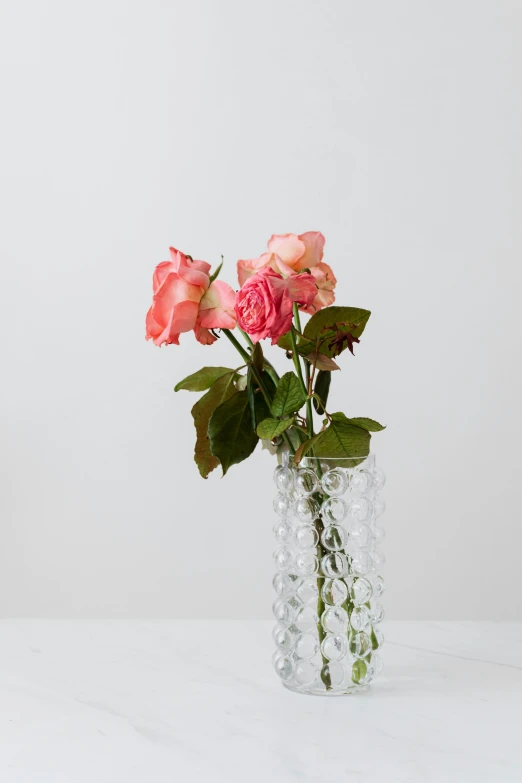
[238,327,281,385]
[292,305,314,438]
[222,329,294,455]
[291,305,331,689]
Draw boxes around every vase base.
[283,682,370,697]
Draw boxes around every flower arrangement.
[146,231,385,476]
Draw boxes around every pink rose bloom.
[145,247,236,346]
[237,231,336,315]
[235,267,317,344]
[267,231,325,271]
[268,231,336,314]
[237,252,294,287]
[305,262,337,313]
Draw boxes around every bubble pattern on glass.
[272,454,386,694]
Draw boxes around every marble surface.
[0,621,521,782]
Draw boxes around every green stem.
[223,328,251,363]
[314,507,331,690]
[222,329,294,455]
[290,326,307,396]
[238,327,254,349]
[292,308,329,685]
[293,306,302,334]
[237,327,281,384]
[291,306,314,441]
[237,327,280,385]
[294,309,310,385]
[305,400,314,441]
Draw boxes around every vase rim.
[289,453,376,464]
[302,455,374,460]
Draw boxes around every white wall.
[1,0,521,619]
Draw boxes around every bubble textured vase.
[272,454,385,696]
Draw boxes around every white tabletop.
[0,620,520,782]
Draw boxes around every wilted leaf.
[191,373,237,477]
[302,306,371,359]
[304,352,340,371]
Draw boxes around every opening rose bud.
[235,267,317,344]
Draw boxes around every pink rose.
[145,247,236,346]
[237,231,336,314]
[268,231,336,313]
[237,252,294,287]
[235,267,317,344]
[301,262,337,314]
[267,231,325,271]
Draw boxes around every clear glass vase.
[272,454,385,696]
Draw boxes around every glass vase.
[272,454,386,696]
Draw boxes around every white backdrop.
[1,0,521,619]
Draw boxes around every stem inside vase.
[314,511,332,690]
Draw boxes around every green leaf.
[247,368,275,428]
[270,372,308,417]
[276,333,294,352]
[191,373,237,477]
[254,386,272,424]
[208,390,259,475]
[313,370,331,414]
[175,366,236,392]
[256,417,295,440]
[261,371,277,398]
[302,306,371,359]
[307,412,371,465]
[348,417,386,432]
[208,258,223,284]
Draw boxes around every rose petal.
[300,261,337,314]
[198,280,237,329]
[170,247,210,290]
[235,267,297,345]
[280,271,317,308]
[169,247,211,276]
[293,231,325,270]
[167,299,200,340]
[145,251,210,346]
[152,260,176,293]
[267,234,306,268]
[194,324,218,345]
